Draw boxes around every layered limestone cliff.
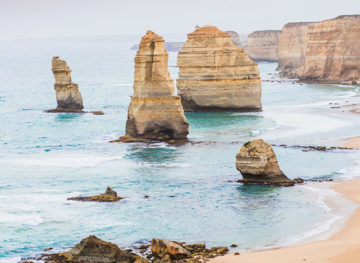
[225,31,242,49]
[277,22,313,78]
[49,57,84,112]
[116,31,189,143]
[244,30,281,62]
[297,15,360,84]
[177,26,262,112]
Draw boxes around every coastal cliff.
[130,42,184,52]
[244,30,281,62]
[225,31,243,49]
[117,30,189,142]
[297,15,360,84]
[49,57,84,112]
[176,26,262,112]
[277,22,313,78]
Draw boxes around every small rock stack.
[49,56,84,112]
[236,139,294,186]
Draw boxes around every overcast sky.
[0,0,359,40]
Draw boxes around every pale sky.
[0,0,359,40]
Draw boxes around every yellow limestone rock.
[117,31,189,143]
[244,30,281,62]
[177,26,262,112]
[297,15,360,84]
[277,22,313,78]
[49,57,84,112]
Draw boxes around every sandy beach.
[345,137,360,149]
[210,179,360,263]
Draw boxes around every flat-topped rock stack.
[244,30,282,62]
[48,57,84,112]
[177,26,262,112]
[225,31,243,49]
[116,30,189,143]
[277,22,313,78]
[297,15,360,84]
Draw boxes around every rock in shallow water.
[68,187,123,202]
[47,56,84,112]
[115,30,189,143]
[236,139,294,186]
[177,25,262,112]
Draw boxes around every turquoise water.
[1,37,360,261]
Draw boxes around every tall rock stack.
[119,30,189,142]
[49,57,84,112]
[244,30,281,62]
[177,26,262,112]
[277,22,313,78]
[297,15,360,84]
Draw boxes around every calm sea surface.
[1,36,360,261]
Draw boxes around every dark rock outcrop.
[40,235,148,263]
[68,187,123,202]
[236,139,294,186]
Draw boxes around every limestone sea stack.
[277,22,313,78]
[244,30,281,62]
[177,26,262,112]
[117,31,189,143]
[236,139,294,186]
[49,56,84,112]
[225,31,243,48]
[297,15,360,84]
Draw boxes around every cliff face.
[297,16,360,84]
[244,30,281,62]
[176,26,262,112]
[121,31,189,142]
[50,57,84,112]
[130,42,184,52]
[225,31,242,49]
[277,22,313,77]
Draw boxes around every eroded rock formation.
[297,15,360,84]
[177,26,262,112]
[236,139,294,186]
[277,22,313,78]
[68,187,123,202]
[49,57,84,112]
[40,235,148,263]
[244,30,281,62]
[116,31,189,143]
[225,31,242,49]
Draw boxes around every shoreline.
[210,178,360,263]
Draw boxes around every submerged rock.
[177,25,262,112]
[48,57,84,112]
[236,139,294,186]
[68,187,123,202]
[41,235,148,263]
[115,30,189,143]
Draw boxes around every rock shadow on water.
[54,113,82,122]
[186,112,263,129]
[124,145,179,164]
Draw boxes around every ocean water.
[1,36,360,261]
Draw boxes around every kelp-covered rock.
[115,31,189,143]
[236,139,294,186]
[68,187,123,202]
[48,57,84,112]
